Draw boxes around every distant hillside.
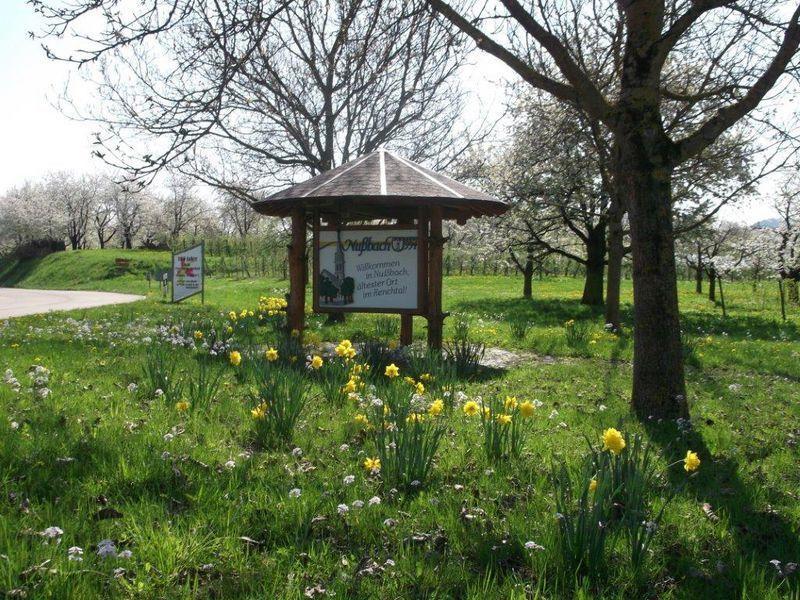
[753,218,781,229]
[0,249,172,293]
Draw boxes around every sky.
[0,2,99,190]
[0,1,785,223]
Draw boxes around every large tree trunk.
[605,202,624,329]
[707,268,716,302]
[618,135,688,420]
[581,223,606,305]
[522,251,533,299]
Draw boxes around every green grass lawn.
[0,251,799,598]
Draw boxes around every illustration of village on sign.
[319,231,356,306]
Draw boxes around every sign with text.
[172,243,204,303]
[315,228,420,312]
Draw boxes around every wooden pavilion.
[252,148,507,349]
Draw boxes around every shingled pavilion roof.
[251,149,507,222]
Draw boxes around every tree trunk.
[788,278,799,305]
[581,224,606,306]
[604,202,624,329]
[694,244,703,293]
[618,136,688,420]
[708,268,716,302]
[522,252,533,299]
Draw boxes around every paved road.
[0,288,144,319]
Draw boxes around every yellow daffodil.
[519,400,536,417]
[462,400,479,416]
[335,339,354,357]
[407,413,426,424]
[415,382,425,395]
[589,478,598,492]
[354,414,369,427]
[504,396,518,410]
[684,450,701,472]
[310,355,323,369]
[496,413,512,426]
[363,457,381,473]
[602,428,626,455]
[229,351,242,366]
[251,403,267,420]
[229,311,237,321]
[428,399,444,417]
[385,363,400,378]
[265,347,279,362]
[193,330,204,341]
[175,401,190,412]
[343,378,358,394]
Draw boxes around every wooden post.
[400,314,413,346]
[287,208,306,335]
[427,205,444,350]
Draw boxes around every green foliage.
[444,338,485,378]
[141,343,184,403]
[507,317,532,340]
[185,357,225,412]
[316,355,353,405]
[365,382,447,491]
[551,433,681,583]
[564,319,592,346]
[476,396,531,462]
[250,363,311,447]
[356,337,404,375]
[374,315,400,339]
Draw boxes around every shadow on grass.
[450,296,611,328]
[681,311,799,343]
[642,419,800,598]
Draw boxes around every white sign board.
[172,243,204,302]
[316,229,419,311]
